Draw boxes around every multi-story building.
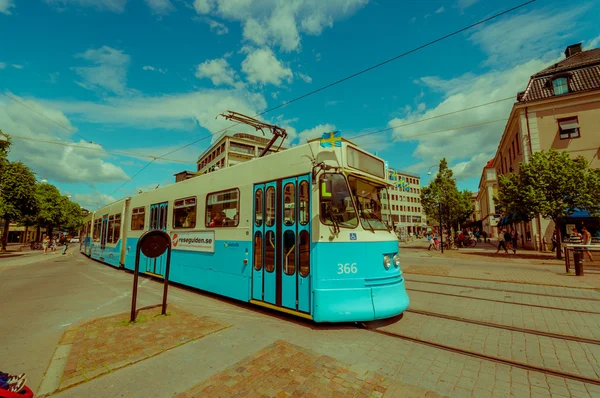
[197,133,286,174]
[483,43,600,249]
[174,133,287,182]
[382,168,427,236]
[477,159,500,238]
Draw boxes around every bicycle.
[29,241,42,250]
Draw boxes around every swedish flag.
[320,131,342,148]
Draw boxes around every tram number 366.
[337,263,358,274]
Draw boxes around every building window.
[131,207,145,230]
[552,77,569,95]
[113,214,121,243]
[206,189,239,227]
[173,197,197,229]
[558,117,580,139]
[515,133,520,154]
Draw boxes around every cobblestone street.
[3,243,600,397]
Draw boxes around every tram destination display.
[171,231,215,253]
[346,146,385,178]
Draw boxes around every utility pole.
[439,201,444,254]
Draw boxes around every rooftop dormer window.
[552,77,569,95]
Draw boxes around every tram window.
[107,215,115,244]
[299,230,310,277]
[284,183,295,226]
[160,205,168,230]
[265,186,275,227]
[265,230,275,273]
[299,181,309,225]
[254,232,262,271]
[113,214,121,242]
[206,188,240,228]
[283,230,296,275]
[131,207,145,230]
[319,173,358,228]
[150,207,157,230]
[173,197,197,229]
[255,189,263,227]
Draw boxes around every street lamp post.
[427,164,438,176]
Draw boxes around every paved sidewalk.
[55,305,229,392]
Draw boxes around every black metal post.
[439,202,444,254]
[162,245,172,315]
[130,243,142,323]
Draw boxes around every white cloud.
[73,46,130,95]
[72,193,116,211]
[0,0,15,15]
[12,64,24,69]
[49,72,60,84]
[584,35,600,50]
[0,95,129,184]
[192,0,368,52]
[242,47,293,86]
[0,62,6,69]
[297,123,336,144]
[44,0,127,13]
[381,57,554,181]
[195,58,237,87]
[469,6,588,66]
[410,16,416,23]
[457,0,479,8]
[144,0,174,15]
[205,18,229,35]
[47,88,267,134]
[142,65,167,74]
[297,72,312,83]
[435,7,444,14]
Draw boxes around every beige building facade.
[477,160,499,238]
[382,168,427,236]
[486,43,600,250]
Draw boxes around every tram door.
[100,215,109,251]
[252,175,311,313]
[146,201,168,276]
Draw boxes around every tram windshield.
[347,175,388,231]
[319,173,358,229]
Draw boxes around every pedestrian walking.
[581,226,594,262]
[496,229,508,254]
[50,237,57,254]
[510,229,518,254]
[42,235,50,255]
[62,238,69,255]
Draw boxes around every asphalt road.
[0,251,159,392]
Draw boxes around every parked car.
[70,236,80,243]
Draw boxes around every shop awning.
[568,208,597,218]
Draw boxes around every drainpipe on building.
[525,106,543,252]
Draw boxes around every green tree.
[35,183,65,236]
[421,159,474,243]
[61,198,84,234]
[0,161,39,251]
[496,149,600,259]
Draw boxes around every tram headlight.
[393,253,401,267]
[383,255,392,269]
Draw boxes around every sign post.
[130,230,172,323]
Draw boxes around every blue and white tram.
[80,140,410,322]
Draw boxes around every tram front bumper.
[313,281,410,323]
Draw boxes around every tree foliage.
[496,149,600,259]
[0,161,39,251]
[421,158,474,236]
[0,133,84,248]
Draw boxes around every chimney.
[564,43,582,58]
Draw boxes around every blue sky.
[1,0,599,210]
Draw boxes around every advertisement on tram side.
[171,231,215,253]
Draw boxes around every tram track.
[403,277,600,302]
[360,319,600,387]
[404,309,600,346]
[405,287,600,315]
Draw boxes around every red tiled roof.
[519,48,600,102]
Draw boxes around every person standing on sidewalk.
[581,226,594,262]
[496,229,508,254]
[551,230,557,252]
[510,229,519,254]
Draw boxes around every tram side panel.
[89,199,129,268]
[122,184,254,303]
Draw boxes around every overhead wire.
[348,96,515,141]
[7,134,196,164]
[156,0,535,160]
[357,119,509,147]
[1,91,95,143]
